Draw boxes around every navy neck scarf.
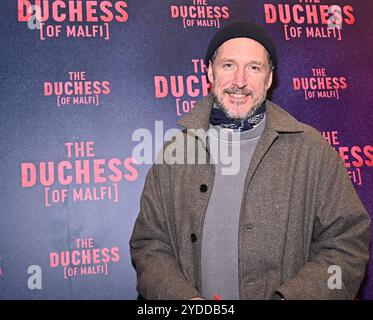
[209,102,266,131]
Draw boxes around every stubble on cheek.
[212,83,268,120]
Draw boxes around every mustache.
[223,87,253,96]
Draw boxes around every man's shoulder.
[266,100,329,147]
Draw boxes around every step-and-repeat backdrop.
[1,0,372,299]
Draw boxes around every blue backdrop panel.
[0,0,372,299]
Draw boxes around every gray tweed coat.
[130,95,370,300]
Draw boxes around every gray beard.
[212,91,267,121]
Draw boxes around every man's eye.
[223,63,234,69]
[249,65,262,72]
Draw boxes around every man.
[130,22,370,300]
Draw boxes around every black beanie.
[204,21,278,70]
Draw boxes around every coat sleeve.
[275,143,371,300]
[129,164,201,300]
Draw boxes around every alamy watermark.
[131,121,242,175]
[328,6,343,30]
[327,265,342,290]
[27,265,42,290]
[26,5,41,30]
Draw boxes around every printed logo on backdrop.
[44,71,111,107]
[322,131,373,186]
[170,0,230,29]
[21,141,138,207]
[50,237,120,279]
[294,67,347,100]
[18,0,129,40]
[264,0,355,40]
[154,59,210,116]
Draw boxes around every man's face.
[208,37,273,120]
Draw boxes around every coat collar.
[177,94,304,134]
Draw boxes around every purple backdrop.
[0,0,372,299]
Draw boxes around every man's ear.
[266,70,273,90]
[207,62,214,84]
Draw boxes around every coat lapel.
[244,100,304,188]
[177,94,305,185]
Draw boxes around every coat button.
[191,233,197,243]
[244,223,255,230]
[200,184,208,193]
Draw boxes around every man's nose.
[232,68,247,88]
